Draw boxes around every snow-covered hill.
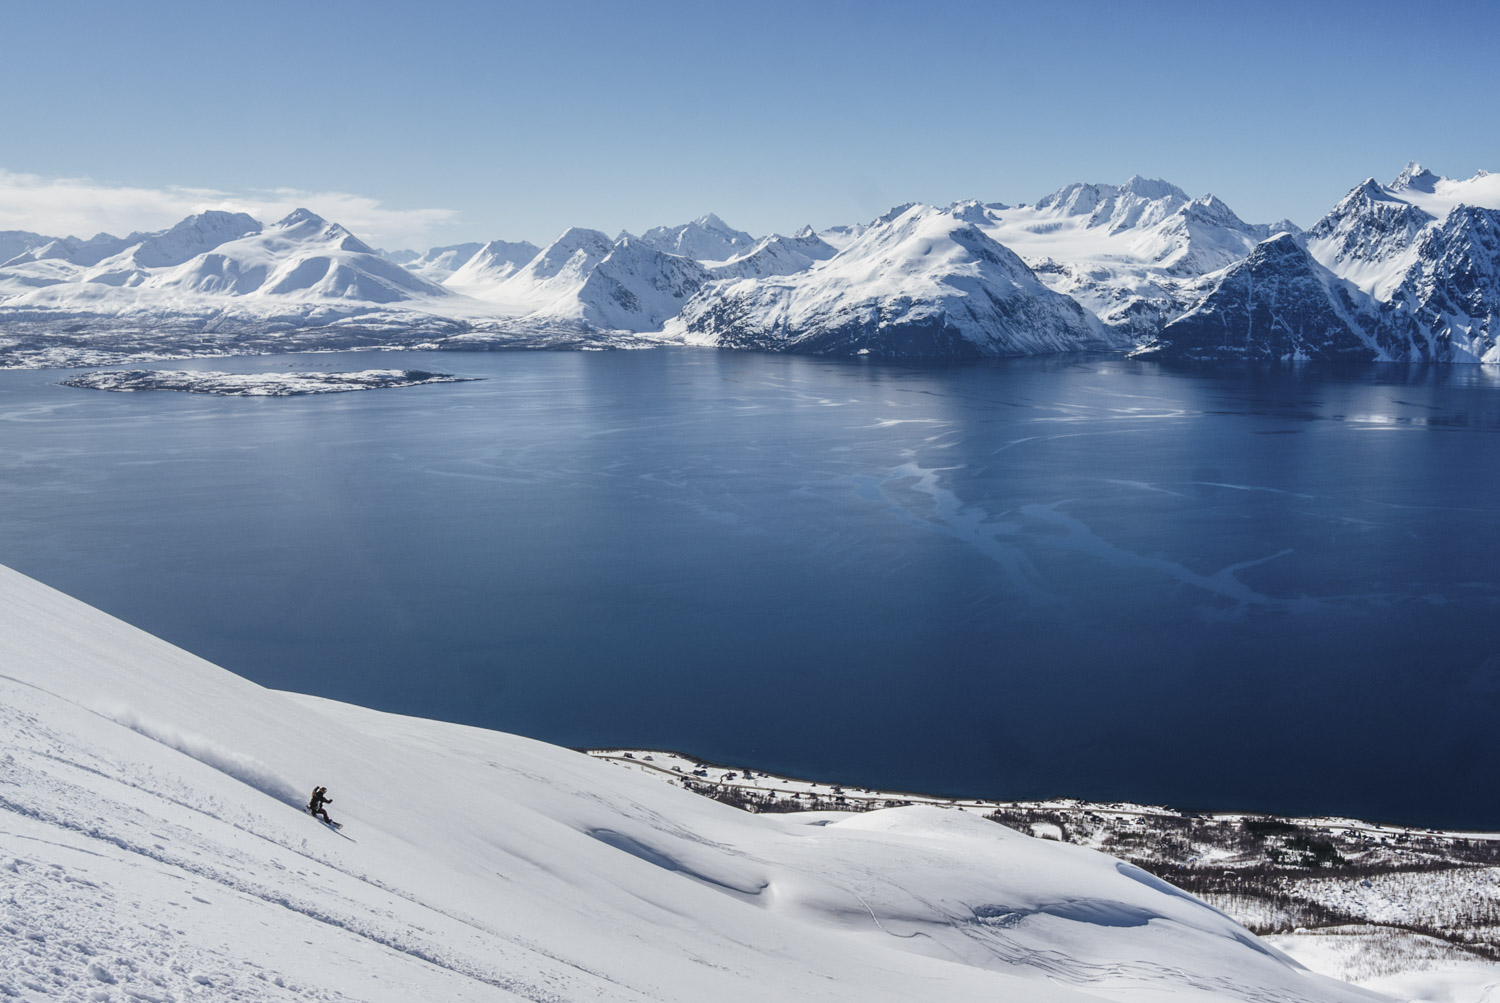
[677,203,1113,360]
[0,562,1385,1002]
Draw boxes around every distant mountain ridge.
[1134,163,1500,362]
[4,162,1499,366]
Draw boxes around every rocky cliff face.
[1384,205,1500,361]
[1131,235,1381,362]
[1144,166,1500,362]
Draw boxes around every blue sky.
[1,0,1497,248]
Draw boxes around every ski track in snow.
[0,693,619,1003]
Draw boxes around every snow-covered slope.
[453,228,712,333]
[457,225,615,313]
[0,562,1384,1002]
[5,230,133,267]
[0,209,449,311]
[977,177,1293,338]
[527,236,708,331]
[635,212,757,262]
[396,241,487,282]
[0,229,54,267]
[78,211,264,288]
[154,208,446,303]
[678,203,1112,360]
[441,238,542,295]
[708,230,838,280]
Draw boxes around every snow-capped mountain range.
[0,560,1389,1001]
[3,162,1498,365]
[1134,164,1500,362]
[674,202,1114,358]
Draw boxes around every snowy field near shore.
[58,368,479,396]
[591,750,1500,999]
[0,562,1400,1002]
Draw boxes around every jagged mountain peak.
[1120,175,1190,202]
[637,215,756,262]
[126,211,264,270]
[1181,193,1247,227]
[275,207,326,229]
[692,212,732,231]
[1133,232,1381,362]
[442,238,541,292]
[948,199,992,224]
[872,202,918,226]
[268,208,373,253]
[1391,161,1442,193]
[541,226,615,260]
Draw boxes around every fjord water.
[2,348,1497,828]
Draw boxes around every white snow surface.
[708,230,838,280]
[0,563,1388,1002]
[441,239,542,292]
[398,241,488,282]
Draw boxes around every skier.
[308,785,335,825]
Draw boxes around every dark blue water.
[3,348,1498,828]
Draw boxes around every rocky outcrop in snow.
[1384,204,1500,361]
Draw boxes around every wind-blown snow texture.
[4,162,1500,365]
[0,563,1387,1002]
